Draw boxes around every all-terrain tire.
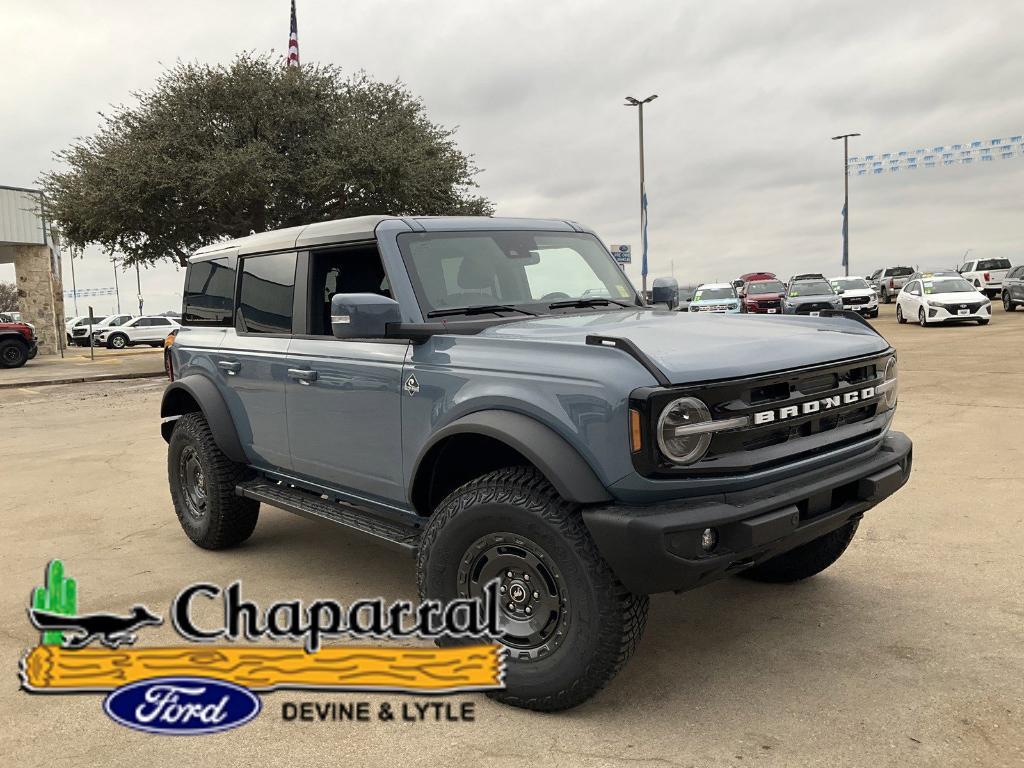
[739,520,860,583]
[416,467,648,712]
[168,412,258,549]
[0,338,29,368]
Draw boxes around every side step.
[236,479,421,553]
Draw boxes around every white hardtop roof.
[189,215,586,262]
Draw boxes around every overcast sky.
[4,0,1023,313]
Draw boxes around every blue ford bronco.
[161,215,911,711]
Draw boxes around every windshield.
[830,278,869,290]
[924,278,976,294]
[788,281,833,297]
[398,231,638,315]
[693,287,736,301]
[976,259,1011,271]
[75,317,107,326]
[746,280,784,294]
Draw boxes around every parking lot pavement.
[1,304,1021,767]
[0,345,164,388]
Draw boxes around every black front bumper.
[583,431,912,595]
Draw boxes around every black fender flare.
[412,410,611,504]
[160,374,246,463]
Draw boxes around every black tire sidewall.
[109,334,127,349]
[423,504,607,697]
[0,340,28,368]
[168,417,216,543]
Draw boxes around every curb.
[0,370,165,390]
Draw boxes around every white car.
[895,275,992,327]
[96,315,180,349]
[68,313,134,346]
[65,315,109,346]
[828,276,878,318]
[957,258,1013,298]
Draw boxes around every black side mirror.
[330,294,402,339]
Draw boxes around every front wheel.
[107,333,128,350]
[918,308,928,327]
[739,520,859,583]
[978,318,990,326]
[416,467,648,712]
[1003,293,1016,312]
[168,412,259,549]
[0,339,29,368]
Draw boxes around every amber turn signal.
[629,408,643,453]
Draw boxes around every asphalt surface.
[1,303,1021,767]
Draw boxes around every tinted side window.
[184,256,237,326]
[238,252,297,334]
[308,245,390,336]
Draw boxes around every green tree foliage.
[43,53,493,266]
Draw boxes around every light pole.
[626,94,657,295]
[135,262,144,316]
[832,132,860,277]
[111,254,121,314]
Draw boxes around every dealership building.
[0,185,65,355]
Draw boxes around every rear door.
[214,251,298,470]
[1010,266,1024,302]
[284,244,408,504]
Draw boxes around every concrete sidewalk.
[0,345,165,388]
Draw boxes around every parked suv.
[161,216,912,712]
[1002,264,1024,311]
[782,277,843,315]
[957,258,1013,299]
[97,315,179,349]
[0,321,38,368]
[869,266,914,304]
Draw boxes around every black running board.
[236,479,421,554]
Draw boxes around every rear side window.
[977,259,1011,271]
[183,256,237,326]
[238,252,297,334]
[885,267,913,277]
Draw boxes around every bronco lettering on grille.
[752,386,876,425]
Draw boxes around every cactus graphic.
[32,560,77,645]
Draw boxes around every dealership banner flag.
[641,190,649,281]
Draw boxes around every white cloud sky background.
[3,0,1023,313]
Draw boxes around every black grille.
[749,300,781,311]
[795,302,834,314]
[842,296,870,305]
[631,352,891,478]
[941,302,982,313]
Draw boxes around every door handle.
[218,360,241,375]
[287,368,318,385]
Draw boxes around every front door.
[284,243,408,505]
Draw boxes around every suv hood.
[481,310,888,385]
[786,292,838,304]
[839,288,876,300]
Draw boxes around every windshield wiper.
[547,297,634,310]
[426,304,539,319]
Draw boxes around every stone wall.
[13,244,63,355]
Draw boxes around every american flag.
[287,0,300,68]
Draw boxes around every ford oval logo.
[103,676,261,735]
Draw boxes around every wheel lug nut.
[499,585,506,593]
[507,603,515,611]
[506,571,513,578]
[523,574,530,581]
[525,607,532,614]
[533,591,539,598]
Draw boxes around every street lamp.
[832,132,860,277]
[625,94,657,295]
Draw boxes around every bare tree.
[0,281,19,313]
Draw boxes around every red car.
[0,321,38,368]
[740,277,787,314]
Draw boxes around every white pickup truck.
[957,258,1013,298]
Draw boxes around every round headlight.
[882,355,898,410]
[656,397,713,464]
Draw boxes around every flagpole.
[832,132,860,277]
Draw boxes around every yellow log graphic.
[21,644,504,693]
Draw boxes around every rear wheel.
[0,339,29,368]
[416,467,648,712]
[168,412,258,549]
[896,304,906,324]
[881,287,890,304]
[739,520,859,583]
